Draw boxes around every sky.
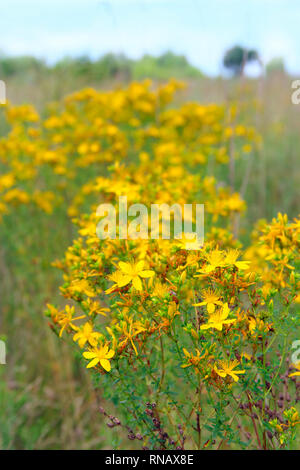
[0,0,299,76]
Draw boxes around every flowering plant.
[41,82,299,450]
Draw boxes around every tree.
[223,45,260,76]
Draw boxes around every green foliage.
[54,53,132,81]
[132,52,203,80]
[0,51,202,84]
[0,55,46,80]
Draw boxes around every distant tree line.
[0,51,203,82]
[0,48,286,83]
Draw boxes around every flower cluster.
[40,82,298,450]
[1,80,297,450]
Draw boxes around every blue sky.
[0,0,299,75]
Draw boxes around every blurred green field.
[0,66,299,449]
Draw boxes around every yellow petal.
[139,270,155,278]
[105,349,115,359]
[100,359,111,372]
[289,372,300,377]
[117,275,132,287]
[215,369,226,378]
[78,338,87,348]
[73,332,80,341]
[118,261,131,274]
[86,357,99,368]
[207,303,215,314]
[236,261,250,270]
[132,276,142,291]
[83,351,97,359]
[183,348,190,357]
[231,373,240,382]
[135,260,145,271]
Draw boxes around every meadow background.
[0,0,299,450]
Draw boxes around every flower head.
[73,322,101,348]
[214,359,245,382]
[200,303,236,331]
[83,344,115,371]
[57,305,85,337]
[116,260,154,291]
[193,289,223,314]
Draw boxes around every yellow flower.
[181,348,208,368]
[117,260,154,291]
[224,249,250,270]
[214,359,245,382]
[105,271,127,294]
[46,303,61,322]
[0,173,15,191]
[200,303,236,331]
[118,318,146,355]
[175,233,203,251]
[165,301,180,319]
[283,407,300,427]
[57,305,85,337]
[151,281,170,298]
[73,322,101,348]
[197,249,226,274]
[193,289,223,314]
[248,317,270,335]
[69,279,95,297]
[83,299,109,316]
[83,344,115,371]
